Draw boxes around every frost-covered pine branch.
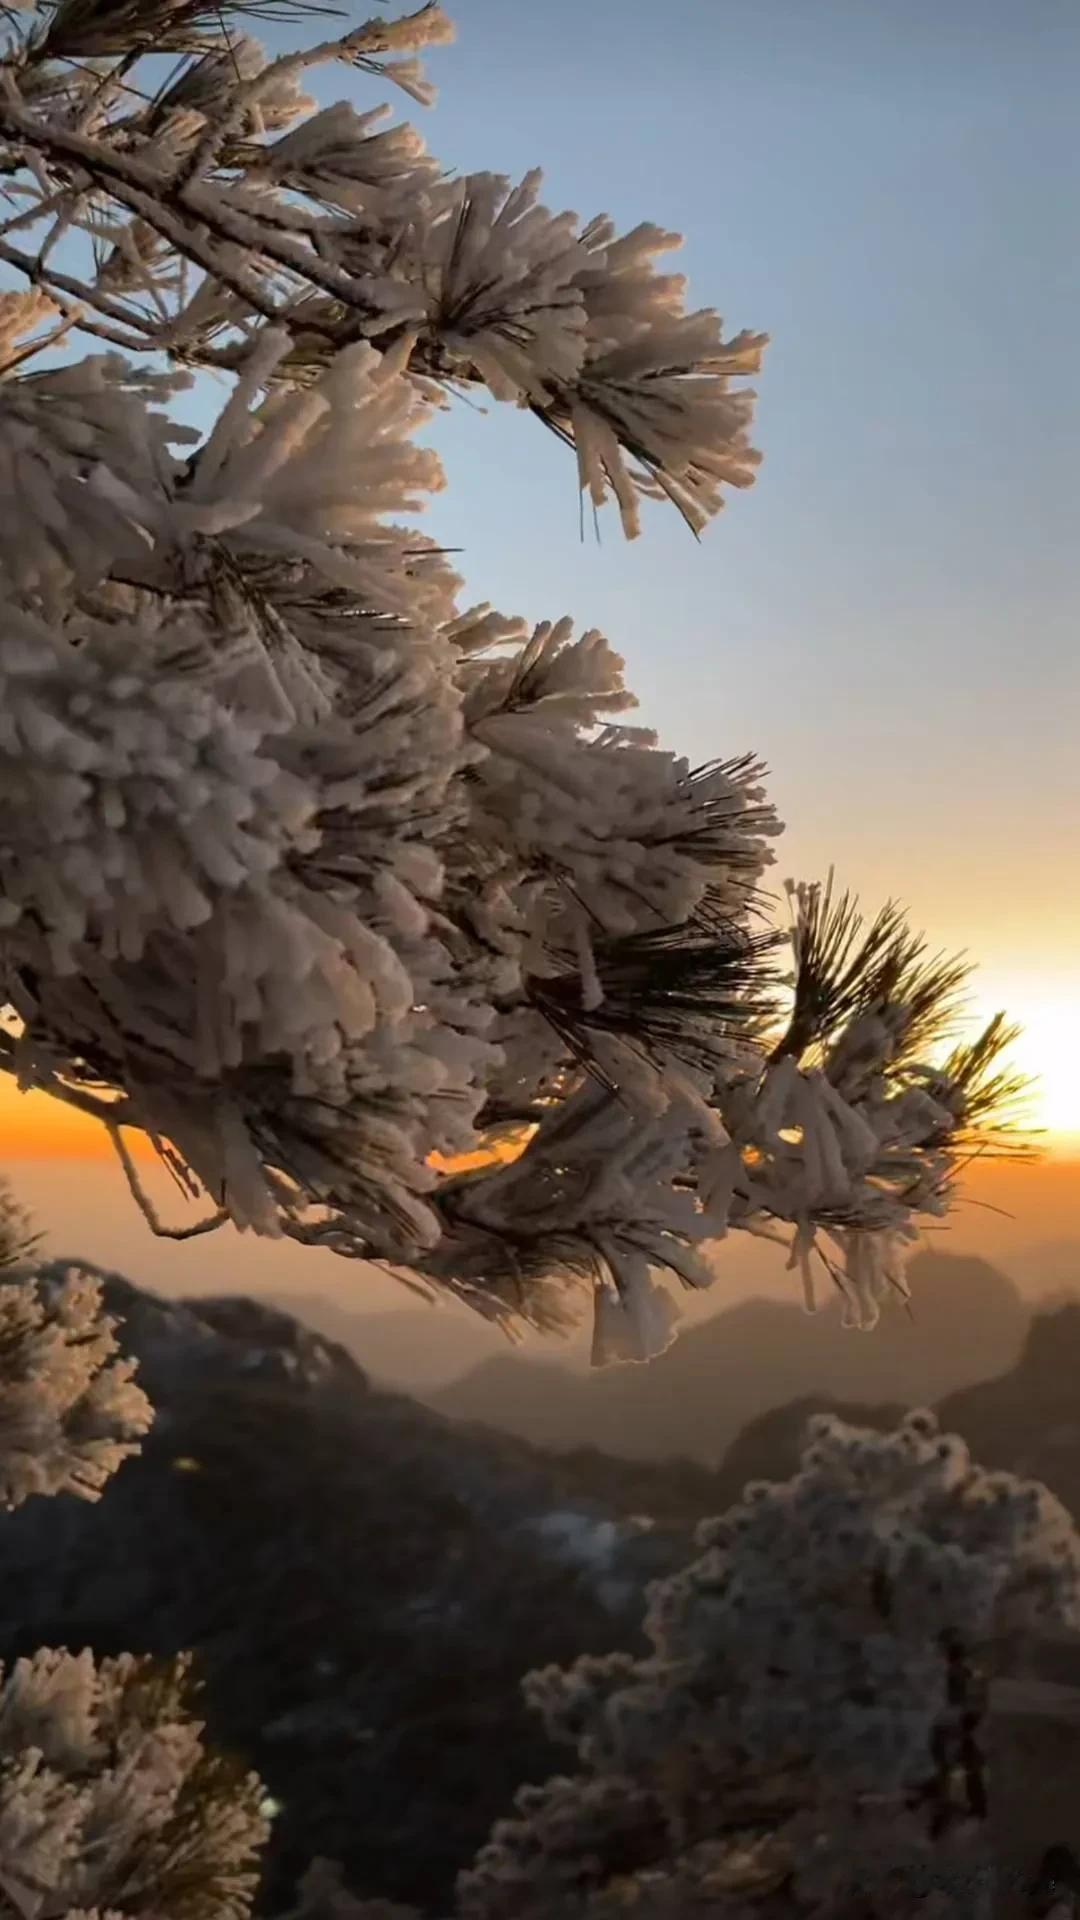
[0,1647,268,1918]
[459,1410,1080,1920]
[0,0,762,537]
[0,0,1027,1360]
[0,1262,152,1508]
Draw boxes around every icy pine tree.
[0,1180,150,1509]
[459,1409,1080,1920]
[0,1260,151,1509]
[0,0,1028,1363]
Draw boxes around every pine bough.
[0,0,1028,1362]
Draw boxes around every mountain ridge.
[429,1250,1030,1464]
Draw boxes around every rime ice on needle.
[0,1647,267,1919]
[0,0,1026,1361]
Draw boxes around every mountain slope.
[262,1294,523,1397]
[704,1301,1080,1600]
[937,1302,1080,1519]
[432,1251,1030,1464]
[0,1263,705,1915]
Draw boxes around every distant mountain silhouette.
[263,1293,520,1396]
[1007,1237,1080,1305]
[704,1300,1080,1579]
[432,1251,1030,1465]
[710,1392,910,1510]
[937,1302,1080,1516]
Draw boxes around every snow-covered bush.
[0,1647,267,1919]
[0,1262,151,1509]
[0,0,1028,1360]
[459,1409,1080,1919]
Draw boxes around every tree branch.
[107,1120,229,1240]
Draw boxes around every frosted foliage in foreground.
[0,1648,267,1919]
[460,1411,1080,1920]
[0,1,1026,1359]
[0,1270,151,1509]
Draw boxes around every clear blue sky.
[361,0,1079,1026]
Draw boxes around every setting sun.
[958,983,1080,1145]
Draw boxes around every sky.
[410,0,1080,1127]
[1,0,1078,1308]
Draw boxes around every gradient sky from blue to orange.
[405,0,1080,1128]
[1,0,1078,1280]
[160,0,1080,1125]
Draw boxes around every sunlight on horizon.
[957,983,1080,1143]
[1,985,1078,1163]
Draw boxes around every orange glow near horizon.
[0,1082,533,1169]
[0,987,1075,1162]
[0,1081,155,1159]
